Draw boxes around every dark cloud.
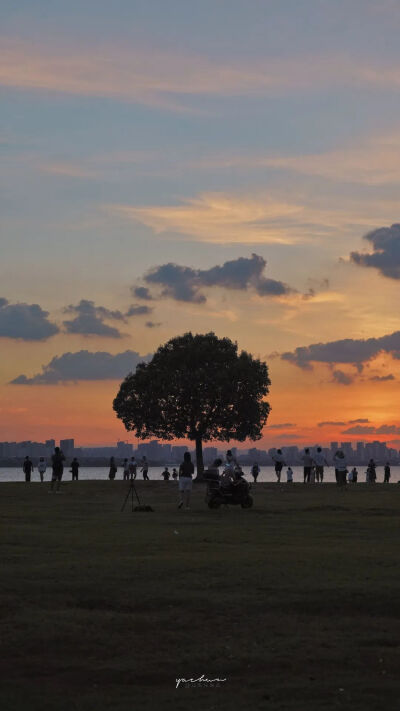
[63,300,126,338]
[143,254,294,303]
[126,304,152,316]
[11,349,151,384]
[132,286,153,301]
[332,369,353,385]
[281,330,400,369]
[350,224,400,280]
[0,298,59,341]
[267,423,296,429]
[369,374,395,381]
[342,424,400,435]
[318,418,370,427]
[145,321,162,328]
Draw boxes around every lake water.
[1,465,399,484]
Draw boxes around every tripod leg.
[132,482,142,506]
[121,483,132,512]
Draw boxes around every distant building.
[60,439,75,457]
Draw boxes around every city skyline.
[2,2,400,447]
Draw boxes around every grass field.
[1,480,399,711]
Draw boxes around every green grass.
[1,481,399,710]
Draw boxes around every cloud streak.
[281,331,400,369]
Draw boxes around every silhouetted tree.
[113,332,271,478]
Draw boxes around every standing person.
[313,447,328,483]
[109,456,117,480]
[286,466,293,483]
[172,468,178,481]
[178,451,194,510]
[37,456,47,483]
[50,447,65,492]
[122,458,130,481]
[23,456,34,482]
[384,462,391,483]
[349,467,358,483]
[333,450,347,486]
[272,449,285,483]
[251,462,260,483]
[140,456,149,480]
[301,448,313,483]
[70,457,79,481]
[367,458,376,483]
[128,456,137,480]
[225,449,238,472]
[161,467,170,481]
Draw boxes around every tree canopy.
[113,332,271,476]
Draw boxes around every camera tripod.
[120,478,153,512]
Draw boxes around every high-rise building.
[60,439,74,456]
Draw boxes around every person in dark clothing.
[384,462,391,483]
[178,451,194,509]
[50,447,65,492]
[109,456,117,480]
[367,458,376,483]
[23,456,34,482]
[251,462,260,483]
[70,458,80,481]
[161,467,170,481]
[172,468,178,480]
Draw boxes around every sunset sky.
[2,1,400,448]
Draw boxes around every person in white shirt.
[313,447,328,483]
[333,450,347,486]
[301,448,313,483]
[286,466,293,483]
[37,456,47,483]
[272,449,285,482]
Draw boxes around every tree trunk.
[194,436,204,481]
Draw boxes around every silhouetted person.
[301,448,313,483]
[251,462,260,483]
[161,467,170,481]
[178,451,194,509]
[122,458,130,481]
[129,456,137,480]
[172,468,178,480]
[349,467,358,483]
[23,456,33,482]
[384,462,391,483]
[313,447,328,482]
[367,458,376,483]
[333,450,347,486]
[70,457,79,481]
[286,466,293,483]
[50,447,65,492]
[140,456,149,480]
[225,449,238,472]
[272,449,285,482]
[37,456,47,482]
[109,456,117,480]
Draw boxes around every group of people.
[271,447,392,485]
[108,456,149,481]
[22,448,79,491]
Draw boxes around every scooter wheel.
[241,495,253,509]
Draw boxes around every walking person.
[109,456,117,480]
[251,462,260,483]
[128,456,137,480]
[140,456,149,480]
[70,457,79,481]
[178,451,194,510]
[333,449,347,486]
[50,447,65,492]
[272,449,285,483]
[313,447,328,483]
[37,456,47,483]
[122,458,130,481]
[286,466,293,483]
[23,456,34,482]
[301,448,313,483]
[384,462,391,483]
